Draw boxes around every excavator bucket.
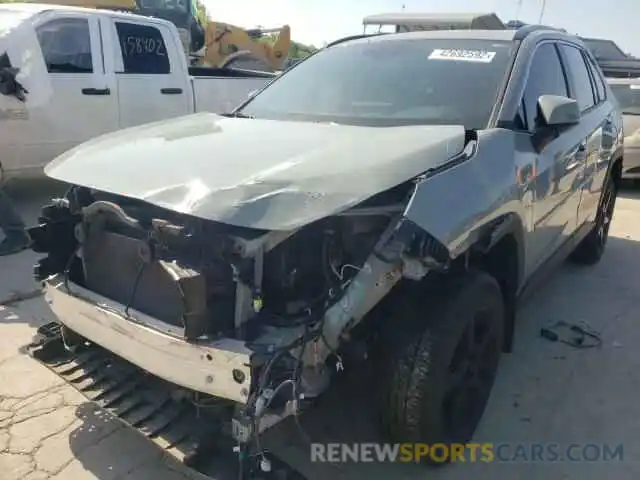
[270,24,291,67]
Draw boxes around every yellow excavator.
[34,0,291,71]
[198,21,290,71]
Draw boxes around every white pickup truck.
[0,3,275,182]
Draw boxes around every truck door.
[104,18,191,129]
[515,42,585,274]
[19,12,117,173]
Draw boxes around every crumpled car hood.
[46,113,466,231]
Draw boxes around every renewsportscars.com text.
[310,442,624,463]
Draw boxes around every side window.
[559,44,596,112]
[36,18,93,73]
[115,22,170,74]
[584,53,606,103]
[520,43,568,130]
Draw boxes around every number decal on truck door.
[115,22,170,74]
[125,36,166,57]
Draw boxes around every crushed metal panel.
[44,115,466,230]
[402,129,522,259]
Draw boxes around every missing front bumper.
[42,274,252,403]
[26,322,307,480]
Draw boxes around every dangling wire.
[124,262,146,318]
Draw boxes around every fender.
[403,128,528,276]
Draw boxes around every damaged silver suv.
[27,23,622,479]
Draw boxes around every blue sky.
[204,0,640,55]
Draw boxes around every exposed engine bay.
[29,181,451,450]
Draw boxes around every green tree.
[195,0,209,25]
[257,33,316,60]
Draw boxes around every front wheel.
[376,270,504,463]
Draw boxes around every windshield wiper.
[220,111,255,119]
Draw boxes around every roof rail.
[325,32,387,48]
[512,24,567,40]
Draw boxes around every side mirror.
[537,94,580,127]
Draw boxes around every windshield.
[610,84,640,115]
[581,38,628,60]
[0,9,31,37]
[237,38,515,129]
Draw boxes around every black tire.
[376,270,504,462]
[570,172,618,265]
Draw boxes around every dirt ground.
[2,179,640,480]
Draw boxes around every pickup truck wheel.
[376,270,504,462]
[571,172,618,265]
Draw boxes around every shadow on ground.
[60,233,640,480]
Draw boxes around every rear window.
[0,10,31,37]
[610,83,640,115]
[239,37,516,129]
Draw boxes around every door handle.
[566,143,587,172]
[82,88,110,96]
[161,88,183,95]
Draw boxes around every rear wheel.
[376,270,504,464]
[571,172,618,265]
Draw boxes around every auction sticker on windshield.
[428,49,496,63]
